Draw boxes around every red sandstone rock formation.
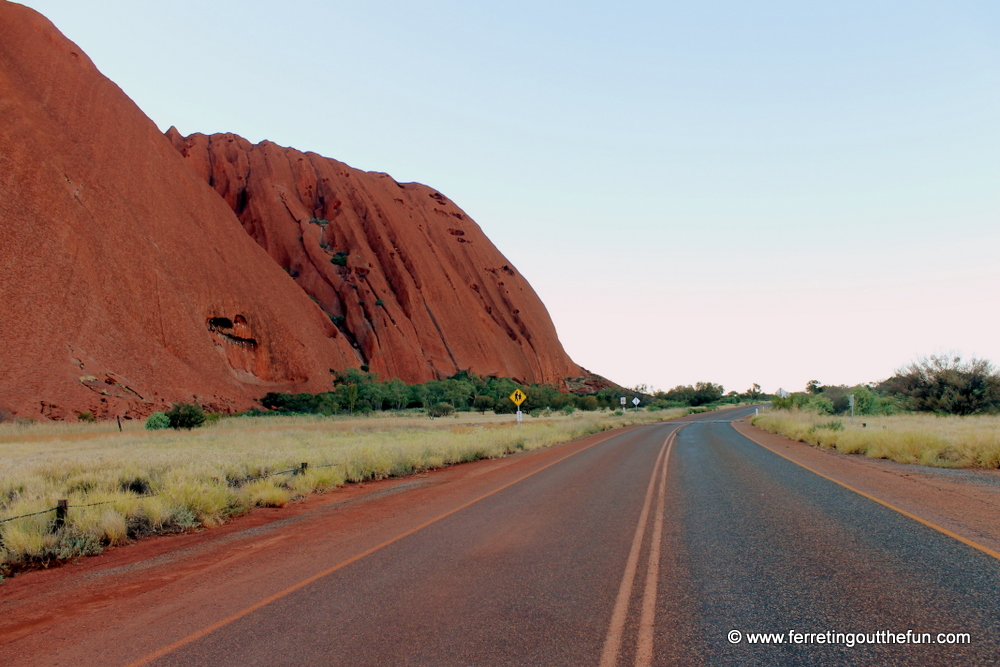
[0,2,359,420]
[0,2,587,420]
[165,132,582,386]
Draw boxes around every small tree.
[474,395,496,414]
[166,403,206,429]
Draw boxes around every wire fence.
[0,461,343,528]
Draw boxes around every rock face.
[0,3,358,420]
[0,2,583,420]
[166,131,582,386]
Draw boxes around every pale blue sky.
[17,0,1000,393]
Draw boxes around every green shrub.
[330,252,348,267]
[426,402,456,418]
[145,412,170,430]
[375,299,385,306]
[76,411,96,423]
[562,404,576,415]
[474,395,496,414]
[166,403,206,430]
[309,218,329,226]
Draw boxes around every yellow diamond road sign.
[509,389,526,406]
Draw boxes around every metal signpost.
[632,397,640,409]
[509,389,526,424]
[849,394,855,421]
[620,396,627,411]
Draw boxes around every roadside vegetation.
[754,355,1000,468]
[0,365,761,579]
[0,408,689,580]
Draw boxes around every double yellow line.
[599,426,683,667]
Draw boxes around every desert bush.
[426,402,456,418]
[145,412,170,430]
[474,395,496,414]
[165,403,206,430]
[880,355,1000,415]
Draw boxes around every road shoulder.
[733,418,1000,558]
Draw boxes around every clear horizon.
[15,0,1000,394]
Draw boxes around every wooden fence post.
[54,499,68,530]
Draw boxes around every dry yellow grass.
[0,408,683,576]
[752,409,1000,468]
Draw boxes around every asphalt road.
[135,408,1000,667]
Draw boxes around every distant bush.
[375,299,385,306]
[166,403,206,430]
[145,412,170,430]
[575,395,599,411]
[309,218,329,227]
[427,402,455,418]
[76,411,96,423]
[562,404,576,416]
[880,355,1000,415]
[330,252,348,267]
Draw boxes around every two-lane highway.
[4,408,999,666]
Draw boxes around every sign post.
[849,394,855,421]
[620,396,627,412]
[632,397,640,410]
[509,389,527,425]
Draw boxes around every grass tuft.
[753,409,1000,468]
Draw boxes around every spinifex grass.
[752,409,1000,468]
[0,409,683,577]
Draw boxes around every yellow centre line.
[634,430,675,667]
[599,425,685,667]
[734,422,1000,563]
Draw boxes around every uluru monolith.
[0,2,589,420]
[166,131,582,386]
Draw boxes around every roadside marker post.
[849,394,855,421]
[632,397,640,409]
[509,389,527,425]
[620,396,627,412]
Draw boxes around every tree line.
[255,370,758,417]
